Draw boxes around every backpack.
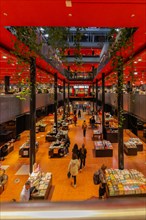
[93,170,100,185]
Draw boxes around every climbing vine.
[108,28,136,127]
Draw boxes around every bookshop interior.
[0,1,146,220]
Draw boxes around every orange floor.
[0,111,146,202]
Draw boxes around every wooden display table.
[105,128,118,143]
[92,130,102,140]
[48,141,67,158]
[36,122,48,132]
[94,141,113,157]
[19,142,39,157]
[45,130,57,142]
[128,138,143,152]
[124,143,137,156]
[106,169,146,197]
[136,143,143,151]
[29,172,52,200]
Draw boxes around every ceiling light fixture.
[68,13,72,17]
[134,72,138,75]
[138,58,142,61]
[66,0,72,7]
[2,55,7,59]
[131,14,135,17]
[3,12,8,16]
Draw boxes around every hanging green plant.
[8,26,43,99]
[108,28,136,127]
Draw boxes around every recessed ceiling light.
[131,14,135,17]
[68,13,72,17]
[3,12,8,16]
[2,55,7,59]
[134,72,138,75]
[134,61,137,64]
[40,28,44,32]
[66,0,72,7]
[138,58,142,61]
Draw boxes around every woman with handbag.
[68,153,80,188]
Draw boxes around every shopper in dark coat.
[72,143,80,159]
[79,143,87,170]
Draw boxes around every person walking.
[72,143,79,159]
[73,114,77,126]
[79,143,87,171]
[78,110,81,118]
[68,153,80,188]
[82,120,87,137]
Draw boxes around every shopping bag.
[67,171,71,178]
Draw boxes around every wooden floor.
[0,111,146,202]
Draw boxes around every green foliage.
[47,27,69,52]
[12,26,42,58]
[108,28,136,127]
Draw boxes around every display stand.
[124,142,137,156]
[48,141,67,157]
[94,141,113,157]
[28,171,52,200]
[92,130,102,140]
[128,138,143,152]
[105,128,118,143]
[106,169,146,197]
[19,141,39,157]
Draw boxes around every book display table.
[45,130,57,142]
[105,128,118,143]
[36,122,48,132]
[92,130,102,140]
[106,169,146,197]
[94,141,113,157]
[28,171,52,200]
[128,138,143,151]
[19,141,39,157]
[48,141,67,157]
[124,142,137,155]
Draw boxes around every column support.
[54,73,58,133]
[118,66,124,170]
[102,73,105,138]
[30,57,36,174]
